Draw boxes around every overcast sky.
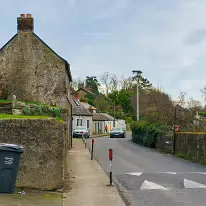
[1,0,206,104]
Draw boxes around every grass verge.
[0,114,64,123]
[0,100,12,103]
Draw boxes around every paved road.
[87,133,206,206]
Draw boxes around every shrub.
[199,112,206,117]
[48,107,54,117]
[53,107,61,118]
[125,117,133,124]
[131,120,167,148]
[23,105,31,115]
[48,107,61,118]
[34,104,43,115]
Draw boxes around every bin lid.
[0,143,24,150]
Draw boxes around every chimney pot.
[26,14,32,18]
[17,14,34,32]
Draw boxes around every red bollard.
[109,149,113,186]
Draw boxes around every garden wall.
[0,118,68,190]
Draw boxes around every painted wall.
[93,121,104,134]
[104,121,114,133]
[116,120,126,130]
[72,115,93,135]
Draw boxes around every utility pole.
[132,70,141,122]
[173,107,177,155]
[113,101,116,127]
[136,78,140,121]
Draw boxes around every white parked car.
[73,126,90,138]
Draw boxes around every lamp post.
[173,107,177,155]
[136,78,140,121]
[132,70,141,122]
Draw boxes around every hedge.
[199,112,206,117]
[131,121,168,148]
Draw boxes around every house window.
[80,119,83,126]
[87,120,89,129]
[77,119,79,126]
[95,123,97,132]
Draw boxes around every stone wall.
[0,31,70,109]
[0,119,68,190]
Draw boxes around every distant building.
[71,97,93,134]
[71,93,126,135]
[92,113,114,134]
[73,88,95,100]
[92,113,125,134]
[81,102,97,113]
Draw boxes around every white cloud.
[1,0,206,105]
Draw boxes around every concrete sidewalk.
[64,139,125,206]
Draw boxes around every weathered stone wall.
[0,31,69,108]
[61,107,72,149]
[0,119,67,190]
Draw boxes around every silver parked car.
[73,126,90,138]
[110,127,126,138]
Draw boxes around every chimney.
[78,83,84,90]
[17,14,34,32]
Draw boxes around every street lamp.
[132,70,141,121]
[136,79,140,122]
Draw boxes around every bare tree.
[131,88,174,125]
[187,98,202,111]
[110,74,118,92]
[120,76,134,90]
[70,78,85,91]
[100,72,110,96]
[201,86,206,102]
[177,91,187,107]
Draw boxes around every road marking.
[140,180,168,190]
[184,179,206,189]
[126,172,143,176]
[188,172,206,175]
[163,172,177,175]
